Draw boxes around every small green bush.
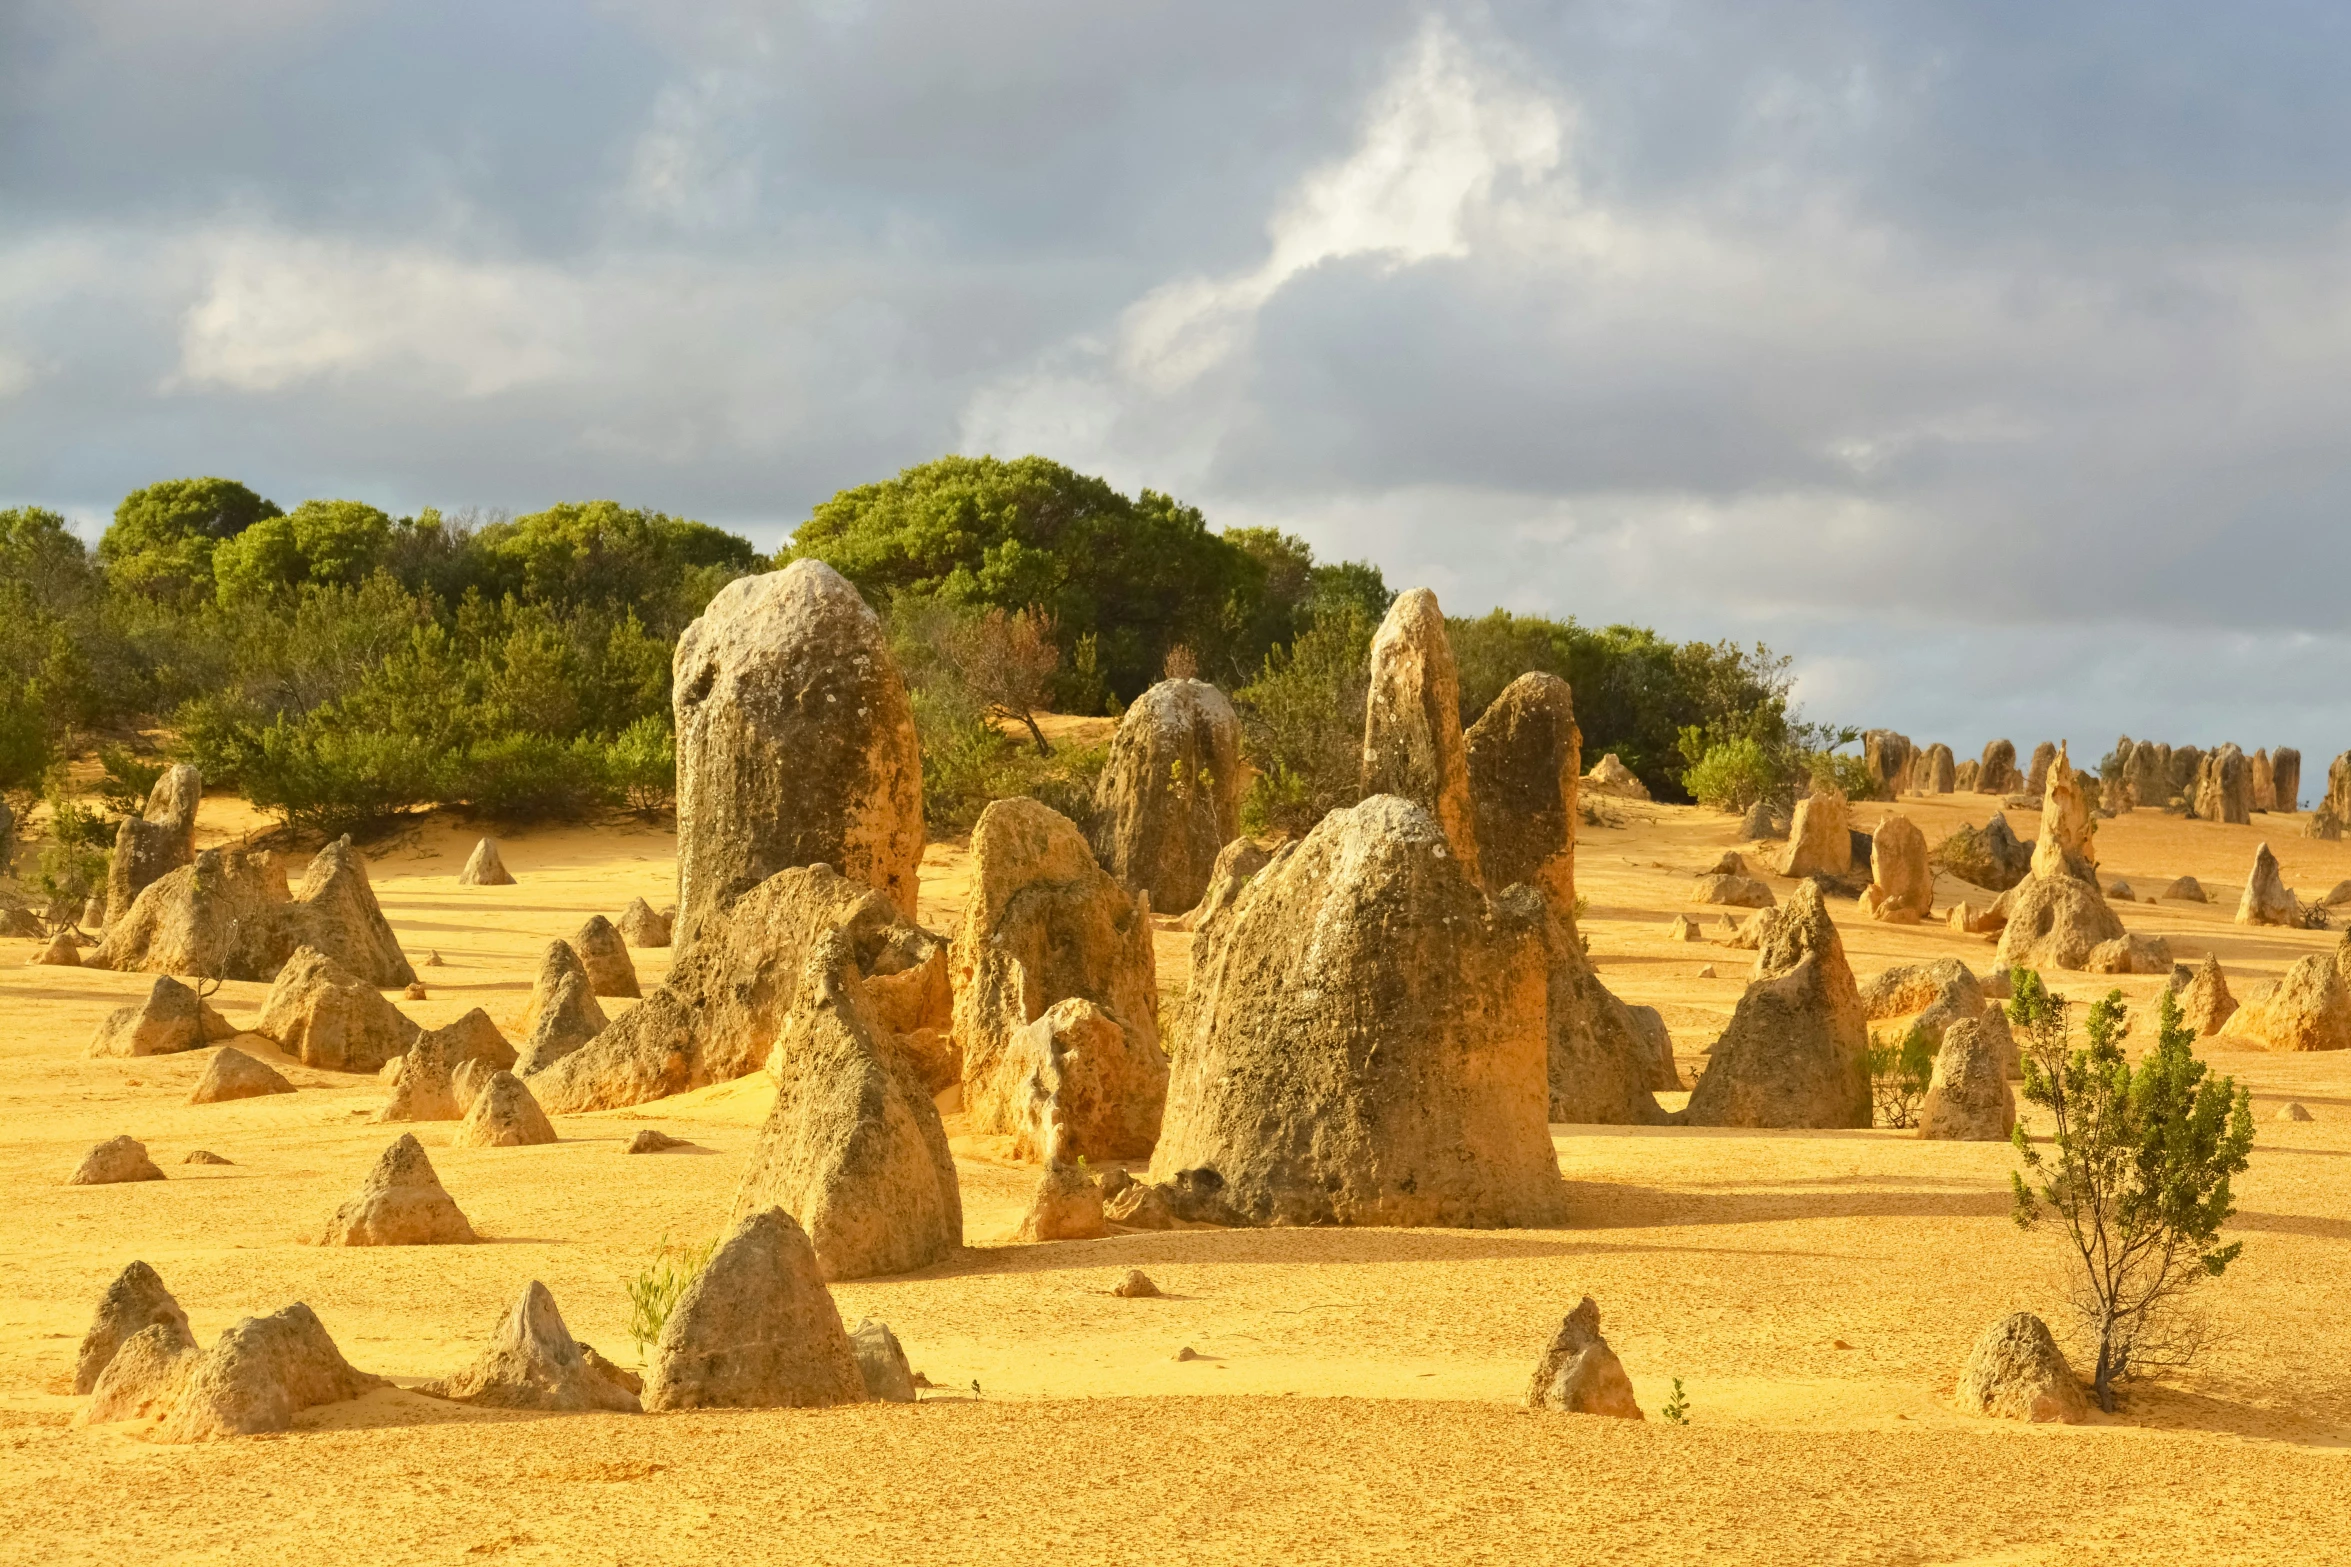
[1808,750,1879,801]
[1679,737,1778,813]
[626,1234,718,1358]
[603,715,676,814]
[1867,1022,1937,1128]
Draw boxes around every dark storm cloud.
[5,0,2351,751]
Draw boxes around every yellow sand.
[4,791,2349,1564]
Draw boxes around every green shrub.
[1235,599,1374,836]
[1679,737,1779,813]
[604,715,676,814]
[96,744,165,817]
[455,733,612,821]
[238,717,442,838]
[2009,972,2254,1411]
[1866,1022,1937,1128]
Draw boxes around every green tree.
[99,477,281,600]
[2008,972,2255,1412]
[472,500,756,634]
[788,454,1256,701]
[1232,599,1377,835]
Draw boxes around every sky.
[6,1,2351,779]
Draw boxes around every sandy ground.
[3,789,2350,1564]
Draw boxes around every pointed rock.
[2163,956,2238,1036]
[255,946,418,1072]
[1780,785,1853,879]
[1584,753,1650,801]
[75,1261,192,1394]
[2219,943,2351,1052]
[89,974,223,1057]
[573,915,640,998]
[514,944,608,1076]
[190,1046,294,1104]
[34,929,81,965]
[1955,1312,2087,1423]
[82,1322,197,1425]
[455,1071,557,1148]
[374,1031,462,1122]
[733,935,961,1278]
[616,896,671,947]
[420,1007,516,1073]
[452,1057,494,1116]
[1526,1297,1642,1417]
[1361,587,1480,878]
[1464,671,1580,906]
[850,1318,916,1403]
[643,1208,867,1411]
[1184,837,1273,933]
[1153,795,1565,1226]
[157,1302,382,1441]
[1686,882,1871,1129]
[533,863,944,1112]
[1013,1163,1107,1242]
[70,1135,165,1186]
[457,837,515,886]
[420,1281,638,1411]
[104,764,202,927]
[2236,843,2300,927]
[318,1134,476,1245]
[184,1149,231,1164]
[1917,1019,2017,1140]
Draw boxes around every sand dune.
[5,791,2349,1563]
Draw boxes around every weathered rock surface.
[452,1058,493,1116]
[1693,873,1775,909]
[1686,882,1871,1129]
[34,929,80,965]
[572,915,640,999]
[2237,843,2300,927]
[993,998,1169,1163]
[1995,873,2128,973]
[1780,786,1853,880]
[255,946,419,1072]
[1954,759,1982,793]
[156,1302,383,1441]
[1361,588,1480,877]
[318,1134,476,1245]
[514,948,608,1077]
[1922,743,1956,793]
[70,1135,165,1186]
[2024,741,2057,800]
[1089,677,1243,916]
[2162,876,2208,902]
[850,1318,916,1403]
[1153,795,1565,1227]
[1859,814,1934,922]
[1918,1019,2017,1141]
[457,837,515,886]
[624,1128,688,1153]
[97,841,414,988]
[952,799,1161,1163]
[1544,915,1672,1125]
[534,863,945,1113]
[420,1281,639,1412]
[731,934,962,1280]
[1112,1268,1162,1298]
[2218,944,2351,1052]
[1860,958,1983,1022]
[89,974,226,1058]
[2277,1102,2314,1122]
[643,1207,867,1411]
[454,1070,557,1147]
[2274,747,2303,814]
[189,1046,294,1105]
[1954,1312,2088,1424]
[1739,801,1781,840]
[1184,837,1273,932]
[2253,748,2276,812]
[672,560,924,949]
[82,1321,196,1426]
[2163,955,2238,1035]
[1013,1163,1108,1242]
[1525,1297,1642,1418]
[1977,740,2021,795]
[75,1260,191,1394]
[420,1008,516,1074]
[1464,672,1579,905]
[2195,743,2253,825]
[617,896,671,947]
[1862,730,1917,799]
[104,764,202,927]
[1584,753,1651,801]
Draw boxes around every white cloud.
[173,237,579,396]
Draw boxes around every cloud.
[173,236,579,396]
